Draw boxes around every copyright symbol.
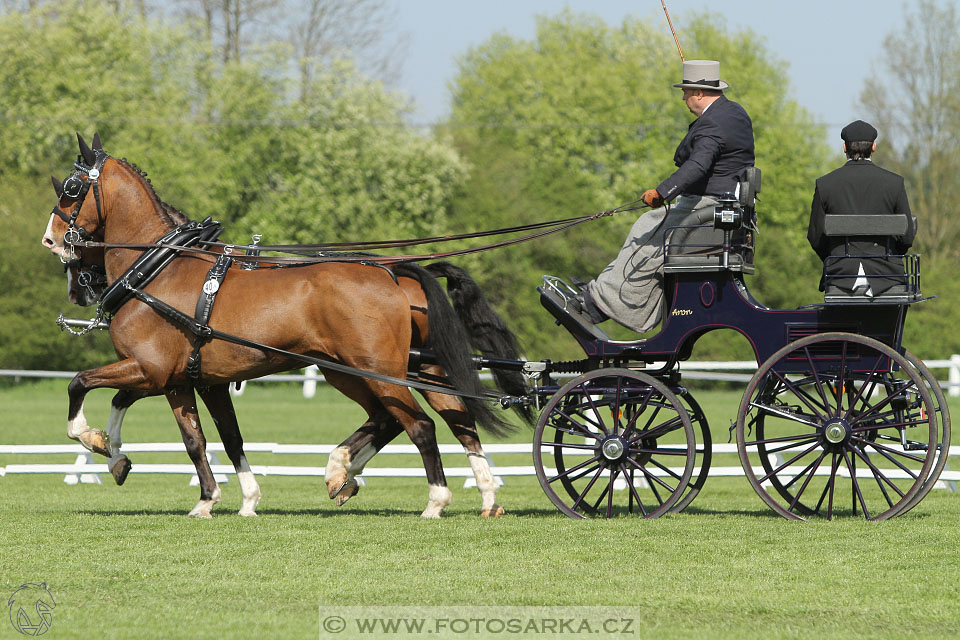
[322,616,346,634]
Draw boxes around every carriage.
[45,137,950,522]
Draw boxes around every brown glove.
[641,188,664,208]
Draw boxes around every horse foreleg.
[66,359,152,457]
[197,384,261,517]
[104,389,155,485]
[165,386,220,518]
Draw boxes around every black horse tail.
[424,261,533,426]
[392,262,516,437]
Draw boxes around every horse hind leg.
[198,384,261,517]
[419,370,504,517]
[165,386,221,518]
[325,413,404,506]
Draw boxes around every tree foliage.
[0,0,463,369]
[859,0,960,355]
[445,10,833,359]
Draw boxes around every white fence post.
[950,354,960,398]
[303,365,320,398]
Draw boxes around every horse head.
[41,133,108,265]
[66,242,108,306]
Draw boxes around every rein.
[67,201,645,265]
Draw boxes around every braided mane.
[115,156,190,227]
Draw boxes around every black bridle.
[51,151,108,259]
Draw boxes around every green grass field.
[1,379,958,639]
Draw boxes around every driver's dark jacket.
[656,95,755,201]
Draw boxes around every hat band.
[683,78,720,87]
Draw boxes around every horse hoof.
[481,506,505,517]
[79,429,110,457]
[238,508,259,517]
[188,508,213,519]
[326,473,348,500]
[109,456,132,486]
[335,479,360,506]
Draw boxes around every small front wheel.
[533,368,695,519]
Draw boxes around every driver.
[580,60,755,332]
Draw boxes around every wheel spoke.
[849,444,907,500]
[548,456,601,484]
[757,440,822,485]
[619,463,648,516]
[748,400,821,429]
[551,409,602,440]
[840,358,886,421]
[771,371,826,422]
[853,439,920,480]
[624,456,676,493]
[788,449,828,514]
[842,449,870,519]
[570,466,605,512]
[801,346,835,415]
[643,455,684,482]
[581,387,611,437]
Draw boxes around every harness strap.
[123,283,499,403]
[186,254,233,384]
[99,219,224,315]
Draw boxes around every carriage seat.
[663,167,760,274]
[821,213,920,304]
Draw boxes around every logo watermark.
[7,583,56,636]
[319,606,641,639]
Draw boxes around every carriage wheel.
[533,368,695,519]
[892,350,952,515]
[736,333,937,520]
[670,390,712,513]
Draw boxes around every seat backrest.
[739,166,761,209]
[823,214,908,237]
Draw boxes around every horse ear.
[51,176,63,196]
[77,133,95,166]
[92,132,102,151]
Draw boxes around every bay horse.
[43,134,529,518]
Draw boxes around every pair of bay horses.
[41,134,531,518]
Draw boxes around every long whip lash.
[661,0,685,61]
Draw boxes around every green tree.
[0,0,465,369]
[446,10,833,359]
[232,63,466,244]
[859,0,960,357]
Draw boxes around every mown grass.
[1,379,958,639]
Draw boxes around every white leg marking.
[188,484,222,519]
[421,484,452,519]
[67,405,90,441]
[467,452,502,515]
[236,456,261,517]
[105,405,128,458]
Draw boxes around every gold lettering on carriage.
[671,308,693,316]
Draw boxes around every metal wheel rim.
[736,333,938,521]
[533,368,696,519]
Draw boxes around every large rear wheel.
[736,333,937,520]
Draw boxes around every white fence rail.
[1,442,957,493]
[3,357,960,396]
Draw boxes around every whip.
[660,0,685,61]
